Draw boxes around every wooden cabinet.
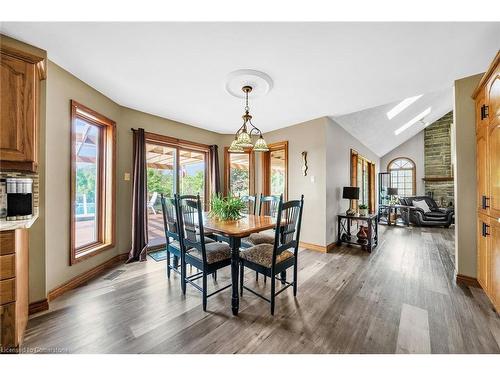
[491,218,500,309]
[0,37,46,172]
[476,125,489,215]
[488,72,500,218]
[0,229,28,351]
[474,51,500,312]
[477,213,490,292]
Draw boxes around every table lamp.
[343,186,360,216]
[387,187,398,204]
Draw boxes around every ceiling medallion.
[228,85,269,153]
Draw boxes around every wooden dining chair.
[244,194,283,247]
[240,195,258,215]
[239,195,304,315]
[177,194,232,311]
[160,194,182,279]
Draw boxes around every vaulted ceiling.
[2,22,499,155]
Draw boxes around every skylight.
[386,95,423,120]
[394,107,431,135]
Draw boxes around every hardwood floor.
[22,225,500,353]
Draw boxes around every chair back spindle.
[259,194,282,217]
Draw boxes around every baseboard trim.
[300,241,336,253]
[456,273,481,288]
[28,299,49,315]
[47,253,129,302]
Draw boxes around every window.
[388,157,416,197]
[70,101,115,264]
[224,148,254,197]
[350,149,375,213]
[145,133,209,247]
[262,141,288,199]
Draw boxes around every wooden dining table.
[203,213,276,315]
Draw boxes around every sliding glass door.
[145,136,209,248]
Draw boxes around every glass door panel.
[229,152,250,197]
[146,143,176,247]
[179,149,206,205]
[270,149,286,196]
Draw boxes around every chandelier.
[228,86,269,153]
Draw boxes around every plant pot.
[359,208,368,216]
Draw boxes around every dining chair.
[240,194,258,215]
[239,195,304,315]
[177,194,232,311]
[244,194,283,247]
[160,194,184,279]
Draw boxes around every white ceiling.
[334,87,453,157]
[1,22,499,155]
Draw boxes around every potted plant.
[358,204,368,216]
[209,194,246,221]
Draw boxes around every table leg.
[229,236,241,316]
[367,218,373,253]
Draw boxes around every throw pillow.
[413,199,431,213]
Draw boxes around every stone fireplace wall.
[424,111,454,207]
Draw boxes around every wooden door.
[477,213,490,292]
[490,218,500,311]
[488,71,500,218]
[0,52,38,171]
[476,126,489,214]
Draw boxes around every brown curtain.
[209,145,220,195]
[127,128,148,263]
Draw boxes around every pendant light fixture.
[229,85,269,153]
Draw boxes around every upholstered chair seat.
[246,232,274,245]
[240,243,294,268]
[188,242,231,264]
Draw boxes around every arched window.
[388,157,416,197]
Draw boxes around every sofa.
[398,196,454,228]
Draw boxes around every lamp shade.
[387,187,399,196]
[342,186,360,200]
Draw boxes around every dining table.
[202,213,276,315]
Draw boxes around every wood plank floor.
[23,225,500,353]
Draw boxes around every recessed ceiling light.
[386,95,423,120]
[394,107,431,135]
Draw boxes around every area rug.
[148,249,168,262]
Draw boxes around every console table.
[336,213,378,252]
[378,204,413,226]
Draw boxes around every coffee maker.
[2,178,33,221]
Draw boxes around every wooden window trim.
[261,141,289,200]
[145,132,210,210]
[350,149,376,213]
[387,157,416,196]
[70,100,116,265]
[224,147,255,196]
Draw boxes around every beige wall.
[380,131,425,196]
[44,61,225,293]
[453,73,483,278]
[45,61,122,292]
[325,118,380,245]
[258,118,328,246]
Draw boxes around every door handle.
[482,195,490,209]
[482,222,490,237]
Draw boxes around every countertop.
[0,213,39,231]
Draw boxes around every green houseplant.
[358,204,369,216]
[209,194,246,221]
